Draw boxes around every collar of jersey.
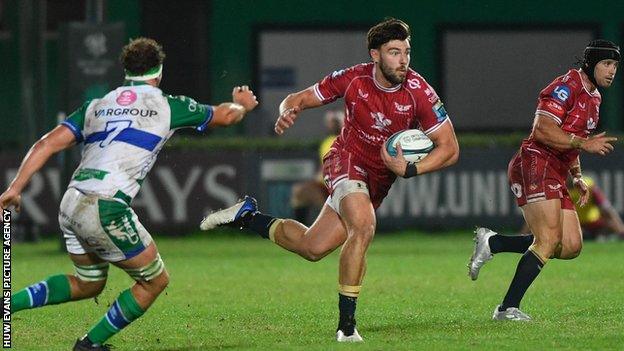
[371,69,402,93]
[123,80,151,87]
[574,69,601,97]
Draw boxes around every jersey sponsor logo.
[394,102,412,113]
[546,101,564,112]
[178,95,200,112]
[116,90,137,106]
[358,88,369,100]
[587,117,597,130]
[370,112,392,132]
[357,129,387,144]
[425,85,439,102]
[432,100,448,122]
[551,85,570,103]
[331,69,346,78]
[95,108,158,118]
[407,78,421,89]
[511,183,522,198]
[548,184,562,191]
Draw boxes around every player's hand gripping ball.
[385,129,434,163]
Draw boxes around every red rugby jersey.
[523,69,602,166]
[313,62,450,174]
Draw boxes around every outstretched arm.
[274,86,324,135]
[209,85,259,127]
[0,125,76,213]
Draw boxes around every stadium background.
[1,0,623,237]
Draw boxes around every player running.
[201,18,459,341]
[468,40,619,321]
[1,38,258,350]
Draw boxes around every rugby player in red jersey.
[468,40,619,321]
[201,18,459,341]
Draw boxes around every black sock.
[489,234,533,254]
[337,293,357,335]
[244,212,277,239]
[500,250,544,310]
[293,207,308,223]
[80,335,95,345]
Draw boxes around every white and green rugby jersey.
[61,81,213,204]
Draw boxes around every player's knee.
[303,246,331,262]
[73,262,109,298]
[533,236,561,256]
[75,278,106,298]
[126,254,168,295]
[140,269,169,296]
[303,252,323,262]
[562,242,583,259]
[348,222,375,245]
[568,246,582,259]
[153,269,170,293]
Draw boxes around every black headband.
[584,46,621,62]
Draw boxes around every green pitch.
[11,231,624,350]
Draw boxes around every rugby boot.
[468,227,496,280]
[200,196,258,230]
[73,337,112,351]
[492,305,532,321]
[336,328,363,342]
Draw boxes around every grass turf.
[10,230,624,350]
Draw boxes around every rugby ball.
[385,129,434,163]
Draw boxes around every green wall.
[2,0,623,149]
[210,0,624,132]
[0,0,140,150]
[0,0,20,149]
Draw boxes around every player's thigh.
[339,192,376,237]
[560,209,583,258]
[304,202,348,253]
[521,199,563,244]
[69,251,106,266]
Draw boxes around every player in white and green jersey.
[0,38,258,351]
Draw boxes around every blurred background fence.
[1,0,623,238]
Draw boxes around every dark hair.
[120,37,166,75]
[367,18,411,50]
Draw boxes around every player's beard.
[379,59,406,85]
